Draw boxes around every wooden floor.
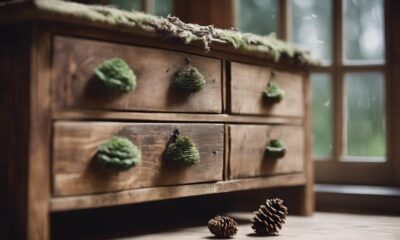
[52,193,400,240]
[114,212,400,240]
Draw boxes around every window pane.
[311,73,333,157]
[235,0,277,35]
[344,73,386,159]
[108,0,142,11]
[154,0,172,17]
[289,0,332,64]
[344,0,385,63]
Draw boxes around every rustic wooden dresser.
[0,1,316,239]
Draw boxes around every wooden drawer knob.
[265,139,286,158]
[96,136,141,170]
[94,58,137,92]
[165,129,200,166]
[174,66,206,93]
[263,72,285,103]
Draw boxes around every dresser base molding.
[51,173,306,212]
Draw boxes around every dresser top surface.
[0,0,320,68]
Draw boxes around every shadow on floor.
[51,187,304,239]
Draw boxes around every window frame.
[92,0,167,15]
[232,0,395,185]
[285,0,393,185]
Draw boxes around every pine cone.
[263,82,285,103]
[208,216,238,238]
[251,198,288,235]
[165,129,200,167]
[174,66,206,92]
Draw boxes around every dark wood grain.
[0,24,52,240]
[0,25,17,240]
[0,25,33,240]
[28,25,52,240]
[52,36,223,113]
[229,124,304,179]
[53,122,224,196]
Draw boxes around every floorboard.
[54,211,400,239]
[122,212,400,240]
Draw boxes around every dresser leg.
[301,71,314,216]
[298,183,315,216]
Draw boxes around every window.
[343,0,385,64]
[108,0,142,11]
[344,72,386,159]
[289,0,389,184]
[290,0,332,64]
[310,73,333,157]
[77,0,173,16]
[233,0,391,185]
[153,0,173,17]
[234,0,278,35]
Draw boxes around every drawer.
[52,122,224,196]
[230,62,304,117]
[52,36,222,113]
[229,124,304,179]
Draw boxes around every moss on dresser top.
[31,0,319,66]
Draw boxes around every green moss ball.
[265,139,286,158]
[94,58,137,92]
[96,136,141,170]
[263,83,285,103]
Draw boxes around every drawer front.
[52,36,222,113]
[229,124,304,179]
[230,62,304,117]
[53,122,224,196]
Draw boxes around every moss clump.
[165,129,200,167]
[174,66,206,93]
[263,82,285,103]
[265,139,286,158]
[96,136,141,170]
[94,58,136,92]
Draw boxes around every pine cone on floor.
[251,198,288,235]
[208,215,238,238]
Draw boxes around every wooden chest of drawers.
[0,2,315,239]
